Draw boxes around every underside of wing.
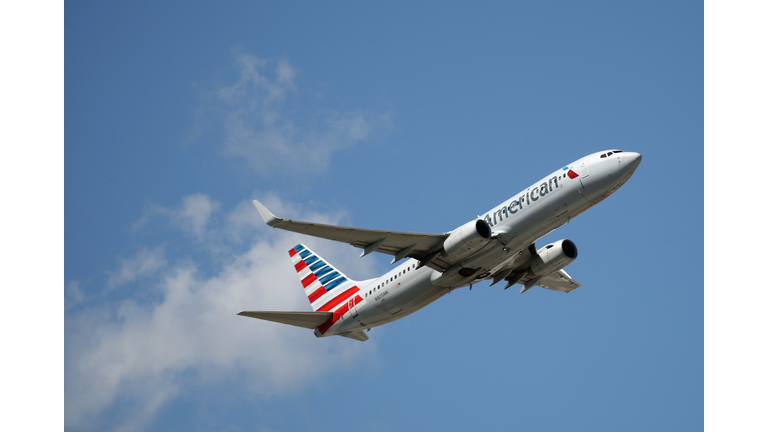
[529,269,581,293]
[253,199,449,270]
[237,311,333,329]
[484,244,581,293]
[485,244,536,288]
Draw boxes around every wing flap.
[535,269,581,293]
[237,311,333,329]
[486,244,581,293]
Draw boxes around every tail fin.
[288,244,362,313]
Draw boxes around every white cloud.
[176,194,220,240]
[195,51,392,174]
[66,280,85,309]
[65,196,380,431]
[65,51,395,430]
[135,193,221,242]
[107,247,166,289]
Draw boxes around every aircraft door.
[578,159,590,190]
[347,297,359,318]
[580,160,590,178]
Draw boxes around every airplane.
[238,150,642,341]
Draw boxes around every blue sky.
[57,1,708,431]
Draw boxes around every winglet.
[252,199,282,227]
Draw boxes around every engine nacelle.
[528,239,578,277]
[442,219,492,260]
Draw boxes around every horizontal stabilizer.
[237,311,332,329]
[341,330,369,342]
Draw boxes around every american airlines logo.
[484,167,577,227]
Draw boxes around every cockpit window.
[601,150,623,158]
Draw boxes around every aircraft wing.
[253,200,450,271]
[534,269,581,293]
[485,244,581,293]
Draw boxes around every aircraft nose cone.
[615,152,642,183]
[622,152,642,170]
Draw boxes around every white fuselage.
[316,150,641,338]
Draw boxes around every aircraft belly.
[334,307,389,332]
[338,269,448,331]
[384,270,437,314]
[396,284,451,316]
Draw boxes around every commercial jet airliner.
[239,150,642,341]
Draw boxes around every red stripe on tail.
[301,273,317,288]
[307,287,326,303]
[317,294,363,334]
[294,260,307,272]
[317,286,359,312]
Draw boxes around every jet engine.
[527,239,578,277]
[442,219,492,260]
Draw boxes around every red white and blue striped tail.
[288,244,362,314]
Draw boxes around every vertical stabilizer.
[289,244,363,317]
